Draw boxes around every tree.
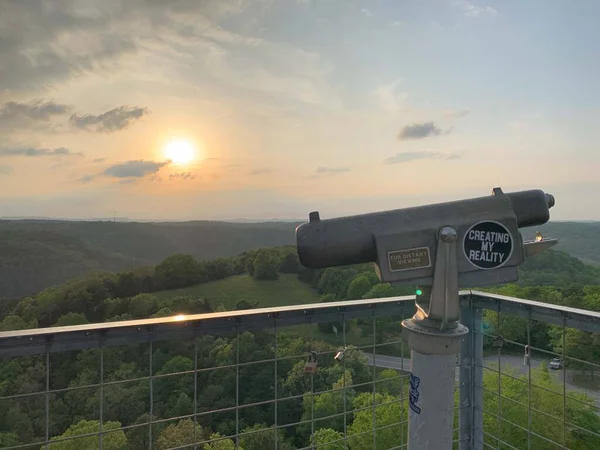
[279,251,300,274]
[154,357,194,415]
[299,371,355,439]
[154,254,203,290]
[246,259,255,276]
[0,315,31,331]
[317,268,356,298]
[151,307,173,318]
[129,294,159,319]
[480,364,600,449]
[239,424,293,450]
[203,433,238,450]
[376,369,404,397]
[155,419,203,450]
[53,312,89,327]
[113,271,139,298]
[310,428,348,449]
[0,433,20,448]
[253,250,280,280]
[346,276,374,300]
[362,283,395,299]
[347,392,404,450]
[125,414,164,450]
[47,420,126,450]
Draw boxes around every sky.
[0,0,599,221]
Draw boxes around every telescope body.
[296,188,554,288]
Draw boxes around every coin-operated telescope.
[296,187,557,450]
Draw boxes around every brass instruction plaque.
[388,247,432,272]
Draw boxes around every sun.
[164,139,196,165]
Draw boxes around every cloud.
[311,166,351,177]
[93,158,107,163]
[0,0,338,110]
[0,166,12,175]
[444,109,471,119]
[250,168,273,175]
[383,151,460,165]
[169,172,196,181]
[398,122,449,140]
[69,106,149,132]
[0,1,139,92]
[78,175,96,184]
[361,8,373,17]
[0,146,80,157]
[0,100,71,121]
[0,99,72,132]
[455,1,498,18]
[104,160,170,178]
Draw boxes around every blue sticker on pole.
[409,373,421,414]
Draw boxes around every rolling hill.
[0,220,300,299]
[1,219,598,300]
[521,221,600,265]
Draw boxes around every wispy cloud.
[361,8,373,17]
[78,175,96,184]
[454,1,498,18]
[69,106,149,133]
[383,151,460,165]
[104,160,170,178]
[309,166,351,178]
[374,79,408,111]
[398,122,450,140]
[0,146,81,157]
[93,158,107,163]
[316,166,350,175]
[0,166,12,175]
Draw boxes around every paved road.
[365,353,600,408]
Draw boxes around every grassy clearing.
[153,274,321,311]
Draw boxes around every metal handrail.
[3,291,600,358]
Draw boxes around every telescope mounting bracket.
[401,225,468,355]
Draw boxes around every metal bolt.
[439,226,458,243]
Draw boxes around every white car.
[549,358,562,370]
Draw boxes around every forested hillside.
[1,245,600,449]
[522,221,600,264]
[0,220,299,299]
[1,219,599,300]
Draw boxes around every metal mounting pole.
[402,226,469,450]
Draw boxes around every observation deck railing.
[1,292,599,449]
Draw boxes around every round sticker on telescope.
[463,221,513,270]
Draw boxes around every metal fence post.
[473,307,483,450]
[460,301,484,450]
[459,305,473,450]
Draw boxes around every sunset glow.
[164,140,196,166]
[0,1,598,220]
